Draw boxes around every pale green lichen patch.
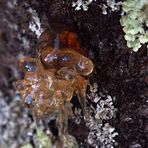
[120,0,148,52]
[35,128,52,148]
[21,128,52,148]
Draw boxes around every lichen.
[120,0,148,52]
[86,83,118,147]
[35,128,52,148]
[28,8,43,38]
[21,144,33,148]
[72,0,122,13]
[21,128,52,148]
[72,0,96,11]
[100,0,122,15]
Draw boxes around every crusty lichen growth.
[72,0,96,11]
[86,83,118,147]
[72,0,122,14]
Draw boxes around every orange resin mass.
[16,24,94,119]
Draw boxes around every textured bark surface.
[0,0,147,147]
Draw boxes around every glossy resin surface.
[16,24,94,120]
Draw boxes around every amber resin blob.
[16,24,94,120]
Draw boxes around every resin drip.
[16,23,94,145]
